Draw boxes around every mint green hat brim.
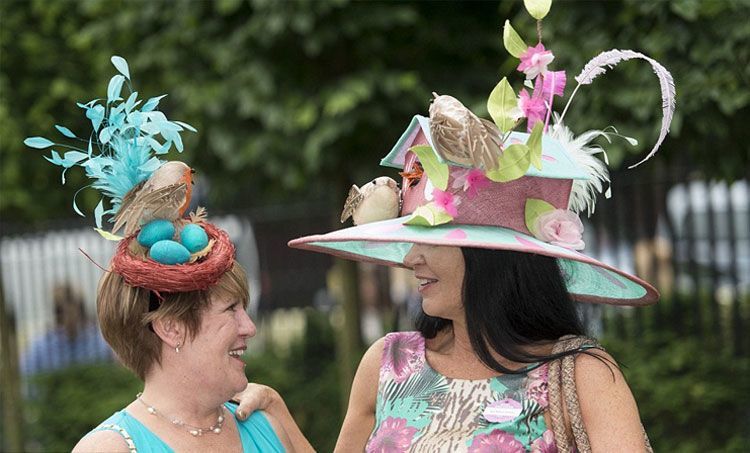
[289,216,658,306]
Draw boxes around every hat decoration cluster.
[26,57,235,291]
[341,0,675,252]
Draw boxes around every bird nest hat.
[26,56,235,295]
[290,4,676,306]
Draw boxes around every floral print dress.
[366,331,557,453]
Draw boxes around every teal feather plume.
[24,56,196,228]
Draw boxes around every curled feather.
[561,49,675,168]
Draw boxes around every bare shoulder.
[359,335,386,374]
[573,348,648,449]
[574,348,625,387]
[72,429,132,453]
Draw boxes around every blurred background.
[1,0,748,451]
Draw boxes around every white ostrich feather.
[561,49,676,169]
[550,116,613,216]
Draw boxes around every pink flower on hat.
[517,43,555,80]
[452,168,491,199]
[534,209,585,250]
[432,188,459,217]
[519,89,546,132]
[540,70,567,99]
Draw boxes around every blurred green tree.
[5,0,746,224]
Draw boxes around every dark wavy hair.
[416,247,596,374]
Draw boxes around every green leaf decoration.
[524,0,552,20]
[527,121,544,170]
[94,228,123,241]
[487,78,517,134]
[525,198,555,235]
[486,144,530,182]
[410,145,449,190]
[404,202,453,227]
[24,137,55,149]
[503,21,528,58]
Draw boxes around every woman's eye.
[227,303,239,312]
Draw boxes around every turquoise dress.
[87,402,285,453]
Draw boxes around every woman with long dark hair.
[235,5,673,449]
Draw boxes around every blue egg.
[137,220,176,248]
[180,224,209,253]
[149,240,191,265]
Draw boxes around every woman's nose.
[239,309,257,338]
[403,244,426,268]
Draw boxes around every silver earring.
[175,342,181,353]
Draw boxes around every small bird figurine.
[429,93,503,170]
[112,161,194,235]
[341,177,401,225]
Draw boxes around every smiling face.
[403,244,465,320]
[180,292,256,398]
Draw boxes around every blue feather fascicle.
[24,56,196,229]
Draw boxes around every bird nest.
[111,221,235,294]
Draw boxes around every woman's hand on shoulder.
[575,349,647,451]
[333,336,385,453]
[72,430,132,453]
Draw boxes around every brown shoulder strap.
[547,335,653,453]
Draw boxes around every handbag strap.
[547,335,653,453]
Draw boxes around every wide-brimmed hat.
[290,7,675,306]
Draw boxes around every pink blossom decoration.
[518,89,546,132]
[530,430,558,453]
[541,70,567,99]
[467,429,525,453]
[366,417,418,452]
[432,188,459,217]
[534,209,585,250]
[452,168,491,199]
[382,332,425,383]
[526,363,550,408]
[517,43,555,80]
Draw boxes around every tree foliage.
[2,0,748,224]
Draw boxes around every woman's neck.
[138,371,225,427]
[433,320,552,372]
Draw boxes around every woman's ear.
[151,318,184,350]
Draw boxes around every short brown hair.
[97,261,249,380]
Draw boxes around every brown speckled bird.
[429,94,503,170]
[112,161,194,235]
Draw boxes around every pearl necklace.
[136,392,225,437]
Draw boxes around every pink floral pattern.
[531,430,558,453]
[468,429,526,453]
[382,331,425,382]
[526,364,550,408]
[366,417,418,453]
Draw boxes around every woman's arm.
[333,337,384,453]
[575,349,648,451]
[234,383,314,452]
